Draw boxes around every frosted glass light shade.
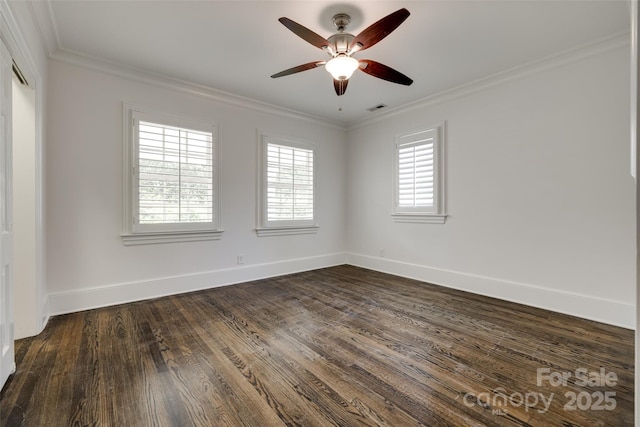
[325,56,359,80]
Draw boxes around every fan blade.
[279,17,331,50]
[350,8,410,52]
[359,60,413,85]
[271,61,326,78]
[333,79,349,96]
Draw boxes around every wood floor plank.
[0,265,633,426]
[153,296,281,426]
[28,314,84,427]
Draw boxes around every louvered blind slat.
[138,121,214,224]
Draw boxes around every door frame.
[0,0,47,392]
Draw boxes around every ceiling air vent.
[367,104,387,112]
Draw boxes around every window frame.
[122,103,222,245]
[392,122,447,224]
[256,133,318,237]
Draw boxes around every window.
[393,123,446,223]
[122,104,222,244]
[257,134,318,236]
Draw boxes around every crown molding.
[347,31,631,131]
[28,0,630,134]
[0,0,40,85]
[25,0,59,57]
[50,48,346,131]
[31,0,345,129]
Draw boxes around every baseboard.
[39,295,50,335]
[48,252,634,329]
[346,253,635,329]
[49,253,348,315]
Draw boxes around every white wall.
[346,42,635,328]
[44,36,634,329]
[46,60,347,314]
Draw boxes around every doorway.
[12,63,36,340]
[0,37,39,391]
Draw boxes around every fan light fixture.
[325,55,359,81]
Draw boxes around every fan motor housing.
[327,33,354,54]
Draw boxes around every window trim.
[122,103,223,245]
[392,122,447,224]
[256,132,318,237]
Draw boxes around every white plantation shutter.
[266,142,314,222]
[394,125,445,222]
[123,105,222,244]
[257,134,317,235]
[137,121,214,225]
[398,140,434,208]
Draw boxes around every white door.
[0,38,14,391]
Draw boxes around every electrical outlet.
[237,255,244,265]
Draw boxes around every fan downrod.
[332,13,351,32]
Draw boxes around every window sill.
[392,213,447,224]
[256,225,319,237]
[122,230,224,246]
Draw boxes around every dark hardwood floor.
[0,265,634,426]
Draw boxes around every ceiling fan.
[271,8,413,96]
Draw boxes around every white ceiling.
[36,1,630,125]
